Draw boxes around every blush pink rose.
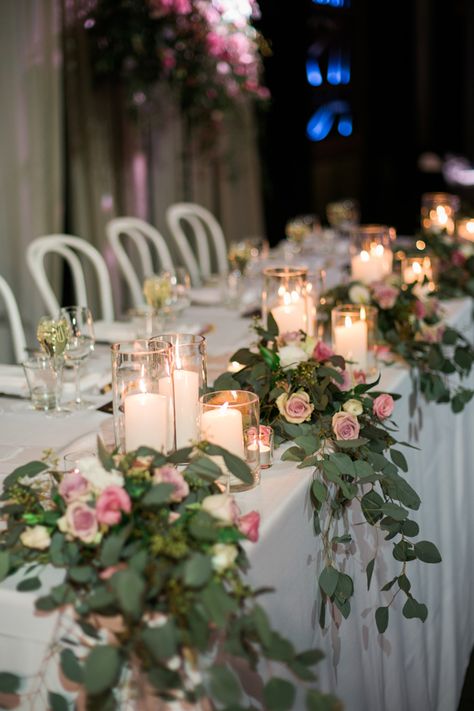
[59,471,89,503]
[372,393,395,420]
[96,486,132,526]
[353,369,366,385]
[313,341,334,362]
[332,367,352,392]
[238,511,260,542]
[414,299,426,319]
[332,411,360,440]
[154,465,189,502]
[372,282,399,309]
[276,391,314,424]
[64,502,98,543]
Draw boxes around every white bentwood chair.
[26,235,115,321]
[106,217,175,308]
[165,202,228,286]
[0,275,28,363]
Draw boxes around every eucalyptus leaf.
[0,672,20,693]
[111,569,145,619]
[414,540,442,563]
[83,646,121,695]
[208,665,242,705]
[0,551,10,583]
[142,619,178,660]
[142,483,175,506]
[375,606,389,634]
[263,678,295,711]
[402,597,428,622]
[183,552,212,588]
[60,648,83,683]
[366,558,375,591]
[48,692,69,711]
[319,566,338,598]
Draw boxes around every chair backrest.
[26,234,115,321]
[0,275,28,363]
[165,202,228,286]
[106,217,175,308]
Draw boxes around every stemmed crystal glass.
[59,306,95,409]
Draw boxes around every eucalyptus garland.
[214,315,442,634]
[320,275,474,413]
[418,230,474,299]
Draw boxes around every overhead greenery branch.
[214,315,441,632]
[320,275,474,413]
[0,446,338,710]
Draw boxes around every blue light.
[327,49,342,85]
[306,58,323,86]
[312,0,349,6]
[338,115,353,136]
[340,56,351,84]
[307,100,351,141]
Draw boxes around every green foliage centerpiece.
[0,444,336,710]
[214,315,441,633]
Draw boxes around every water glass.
[22,354,63,412]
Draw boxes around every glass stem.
[74,363,81,404]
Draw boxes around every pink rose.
[59,471,89,503]
[353,369,366,385]
[276,391,314,424]
[372,282,399,310]
[154,465,189,502]
[332,411,360,440]
[313,341,334,362]
[96,486,132,526]
[414,299,426,319]
[238,511,260,542]
[452,250,466,267]
[62,502,98,543]
[372,393,394,420]
[332,367,352,392]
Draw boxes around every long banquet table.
[0,298,473,710]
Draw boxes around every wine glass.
[59,306,95,410]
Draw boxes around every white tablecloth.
[0,299,473,711]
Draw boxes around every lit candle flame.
[345,315,353,328]
[290,290,299,303]
[436,205,448,225]
[360,250,370,262]
[360,307,366,321]
[373,244,384,257]
[283,291,292,306]
[467,220,474,234]
[413,261,422,274]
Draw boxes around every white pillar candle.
[333,315,368,370]
[351,249,387,284]
[124,390,168,452]
[271,295,307,334]
[200,403,245,486]
[159,370,200,449]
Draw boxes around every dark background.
[255,0,474,244]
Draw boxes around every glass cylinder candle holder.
[262,267,314,337]
[421,192,460,236]
[457,217,474,242]
[199,390,260,492]
[331,304,378,375]
[401,255,437,288]
[150,333,207,451]
[246,425,274,469]
[350,225,393,284]
[111,339,175,454]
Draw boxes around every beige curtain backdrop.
[0,0,63,361]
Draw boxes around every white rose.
[301,336,317,356]
[211,543,238,573]
[315,439,337,461]
[460,242,474,258]
[201,494,240,525]
[343,398,363,416]
[349,284,371,304]
[20,525,51,550]
[78,457,124,493]
[278,345,310,371]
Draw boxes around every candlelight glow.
[360,250,370,262]
[373,244,384,257]
[413,261,422,275]
[345,315,353,328]
[360,306,366,321]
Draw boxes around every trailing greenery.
[0,444,337,710]
[418,229,474,299]
[214,315,441,633]
[320,275,474,413]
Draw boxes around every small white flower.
[211,543,238,573]
[167,656,181,671]
[201,494,240,525]
[20,525,51,550]
[343,398,363,416]
[278,345,310,371]
[349,284,371,304]
[78,457,124,493]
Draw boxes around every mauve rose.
[452,250,466,267]
[332,411,360,440]
[372,394,395,420]
[238,511,260,542]
[96,486,132,526]
[276,391,314,424]
[414,299,426,319]
[59,471,89,503]
[372,282,399,310]
[60,502,98,543]
[202,494,240,526]
[313,341,334,362]
[332,367,352,392]
[154,465,189,502]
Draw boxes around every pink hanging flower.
[154,465,189,502]
[238,511,260,542]
[313,341,334,362]
[96,486,132,526]
[372,394,395,420]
